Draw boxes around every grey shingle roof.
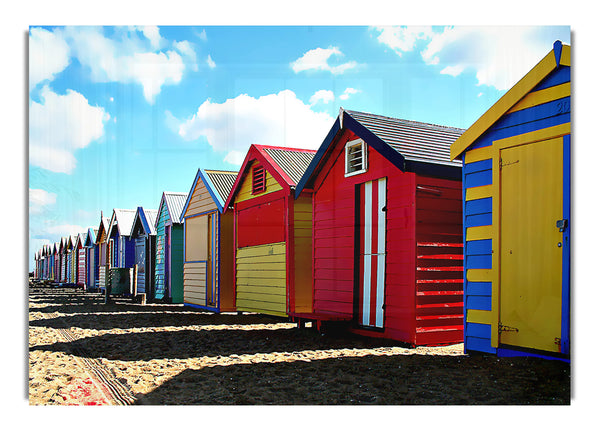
[345,110,464,168]
[162,192,188,224]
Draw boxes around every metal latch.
[556,219,568,232]
[499,323,519,333]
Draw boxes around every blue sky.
[27,24,571,270]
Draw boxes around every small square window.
[252,165,266,194]
[345,139,367,177]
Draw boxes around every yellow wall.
[236,242,287,316]
[234,160,283,204]
[293,195,313,313]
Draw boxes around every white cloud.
[177,90,334,162]
[198,29,207,42]
[29,27,71,90]
[44,224,87,236]
[373,26,570,90]
[223,150,245,166]
[38,26,189,104]
[174,40,198,71]
[309,89,334,106]
[137,25,162,49]
[291,46,357,74]
[339,87,360,101]
[207,54,216,69]
[29,86,110,174]
[29,188,57,215]
[374,26,434,56]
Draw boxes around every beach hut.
[130,207,158,302]
[449,41,571,359]
[75,232,87,288]
[59,237,68,283]
[293,109,465,346]
[84,228,99,291]
[52,242,60,281]
[34,251,39,279]
[223,145,316,318]
[95,214,111,292]
[107,209,137,294]
[181,170,237,311]
[67,235,77,284]
[154,191,188,304]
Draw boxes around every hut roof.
[108,209,137,238]
[450,41,570,160]
[295,108,464,198]
[131,207,158,236]
[181,169,237,215]
[224,144,316,209]
[156,192,188,227]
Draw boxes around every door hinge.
[554,337,562,346]
[499,323,519,333]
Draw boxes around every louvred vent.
[252,166,266,194]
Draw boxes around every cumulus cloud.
[373,26,570,91]
[32,26,190,104]
[176,90,334,164]
[291,46,357,74]
[29,188,57,215]
[309,89,334,106]
[29,27,71,90]
[339,87,360,101]
[207,54,216,69]
[29,86,110,174]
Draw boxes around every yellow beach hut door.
[499,137,563,352]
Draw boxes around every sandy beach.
[28,283,570,405]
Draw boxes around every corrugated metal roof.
[143,209,158,235]
[204,170,238,204]
[346,110,464,168]
[112,209,137,237]
[163,192,188,224]
[262,147,316,186]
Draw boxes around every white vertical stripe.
[375,178,387,328]
[362,181,372,326]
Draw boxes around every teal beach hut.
[154,192,188,304]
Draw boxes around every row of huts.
[33,41,571,361]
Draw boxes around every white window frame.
[344,138,368,177]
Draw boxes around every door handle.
[556,219,568,232]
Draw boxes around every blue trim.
[533,66,570,91]
[184,302,219,313]
[561,134,571,354]
[497,347,570,363]
[462,153,468,353]
[185,260,208,264]
[465,197,492,216]
[466,239,492,255]
[465,213,492,228]
[553,40,563,68]
[464,159,493,174]
[466,295,492,311]
[465,170,492,189]
[471,114,570,151]
[199,169,225,213]
[466,281,492,296]
[466,322,491,339]
[181,169,203,217]
[217,212,221,312]
[183,209,218,219]
[466,254,492,270]
[466,336,496,354]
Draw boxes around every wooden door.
[135,237,146,294]
[165,225,171,299]
[356,177,387,328]
[499,137,564,352]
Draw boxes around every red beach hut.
[294,109,465,345]
[223,145,316,318]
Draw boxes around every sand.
[28,283,570,405]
